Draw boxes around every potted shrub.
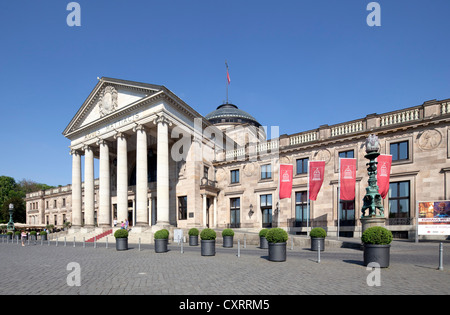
[361,226,393,268]
[310,227,326,251]
[259,228,269,249]
[200,228,216,256]
[222,229,234,248]
[265,228,288,262]
[114,229,128,251]
[14,231,21,241]
[188,228,199,246]
[154,229,169,253]
[30,231,37,241]
[40,231,47,241]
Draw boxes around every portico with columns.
[63,77,219,233]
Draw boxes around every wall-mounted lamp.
[248,204,254,218]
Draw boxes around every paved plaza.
[0,237,449,297]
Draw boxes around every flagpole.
[338,158,341,241]
[225,60,229,104]
[307,160,310,236]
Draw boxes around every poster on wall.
[417,201,450,235]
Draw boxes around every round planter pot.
[115,237,128,251]
[201,240,216,256]
[363,244,390,268]
[268,242,287,262]
[223,236,234,248]
[260,237,269,249]
[155,239,168,253]
[41,234,47,241]
[189,235,199,246]
[311,237,325,251]
[6,235,12,241]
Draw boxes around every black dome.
[205,103,261,127]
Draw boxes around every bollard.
[56,238,58,247]
[83,237,85,248]
[73,237,76,248]
[244,235,246,249]
[64,237,67,247]
[237,239,241,258]
[317,243,321,263]
[438,242,444,271]
[94,237,96,249]
[291,238,294,250]
[106,237,108,249]
[181,238,184,254]
[139,238,141,251]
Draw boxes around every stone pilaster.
[97,139,111,228]
[135,124,149,227]
[71,149,82,229]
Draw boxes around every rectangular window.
[178,196,187,220]
[296,158,309,175]
[295,191,308,227]
[230,169,240,184]
[389,181,410,225]
[339,150,354,159]
[390,141,409,161]
[203,166,209,180]
[230,197,240,228]
[261,164,272,180]
[260,194,273,228]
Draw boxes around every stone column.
[84,145,95,228]
[135,124,148,227]
[202,194,207,227]
[213,196,217,228]
[71,149,82,229]
[154,114,172,227]
[115,132,128,225]
[97,139,111,228]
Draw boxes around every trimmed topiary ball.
[361,226,392,245]
[222,229,234,237]
[114,229,129,238]
[154,229,169,239]
[200,228,217,240]
[265,228,288,243]
[188,228,199,236]
[259,228,269,238]
[310,227,327,238]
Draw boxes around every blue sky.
[0,0,449,187]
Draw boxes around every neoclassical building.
[26,77,450,239]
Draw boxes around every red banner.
[279,164,293,199]
[340,158,356,201]
[377,154,392,199]
[308,161,325,201]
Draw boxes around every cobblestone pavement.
[1,239,449,296]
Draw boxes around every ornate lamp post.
[7,203,15,232]
[361,134,386,231]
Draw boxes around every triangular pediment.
[63,77,163,137]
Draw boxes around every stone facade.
[25,78,450,239]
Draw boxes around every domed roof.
[205,103,261,127]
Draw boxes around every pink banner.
[279,164,293,199]
[308,161,325,201]
[377,154,392,199]
[340,158,356,201]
